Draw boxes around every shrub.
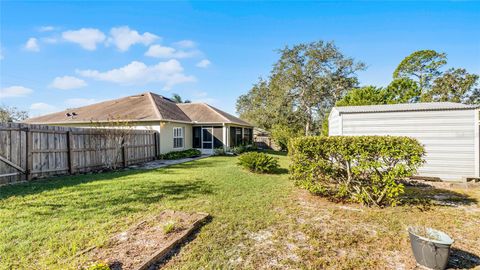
[230,144,257,155]
[214,147,227,156]
[271,124,302,151]
[238,152,279,173]
[160,149,201,160]
[289,136,425,206]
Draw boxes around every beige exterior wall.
[159,121,193,154]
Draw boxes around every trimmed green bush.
[289,136,425,206]
[238,152,279,173]
[160,149,201,160]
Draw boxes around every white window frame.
[173,127,184,149]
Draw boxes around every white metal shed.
[328,102,480,181]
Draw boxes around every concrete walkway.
[128,155,211,170]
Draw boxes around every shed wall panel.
[328,109,342,136]
[335,109,478,181]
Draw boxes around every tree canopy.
[335,86,387,107]
[393,50,447,93]
[336,50,479,107]
[237,45,479,145]
[236,40,365,136]
[0,105,29,123]
[171,94,191,103]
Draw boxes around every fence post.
[25,127,33,181]
[122,139,128,167]
[154,132,159,159]
[67,131,74,174]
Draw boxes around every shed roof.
[24,92,253,126]
[334,102,480,114]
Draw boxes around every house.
[329,102,480,181]
[24,92,254,154]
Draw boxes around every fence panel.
[0,123,158,185]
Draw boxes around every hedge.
[288,136,425,206]
[160,149,201,160]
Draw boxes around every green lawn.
[1,153,479,270]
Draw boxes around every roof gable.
[177,103,252,126]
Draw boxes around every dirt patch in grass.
[83,210,208,270]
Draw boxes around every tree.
[385,78,421,103]
[336,86,387,106]
[237,41,365,138]
[90,117,136,170]
[422,68,479,103]
[171,94,191,103]
[236,79,278,130]
[270,124,303,151]
[393,50,447,94]
[0,105,29,123]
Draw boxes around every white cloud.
[30,102,57,115]
[174,40,196,48]
[108,26,158,52]
[77,59,195,90]
[145,45,175,58]
[145,44,198,59]
[62,28,106,50]
[24,38,40,52]
[65,98,97,107]
[50,76,87,90]
[0,86,33,98]
[38,26,55,32]
[196,59,211,68]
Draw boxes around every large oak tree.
[236,41,365,136]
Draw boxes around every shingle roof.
[334,102,480,114]
[177,103,252,126]
[24,92,253,126]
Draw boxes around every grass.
[162,221,176,234]
[1,153,479,269]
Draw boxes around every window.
[173,127,184,148]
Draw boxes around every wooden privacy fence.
[0,123,160,185]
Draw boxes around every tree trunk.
[305,121,310,136]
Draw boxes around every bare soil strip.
[83,210,209,270]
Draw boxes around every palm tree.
[171,94,191,103]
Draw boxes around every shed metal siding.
[332,109,478,181]
[328,109,342,136]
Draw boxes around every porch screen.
[193,127,201,148]
[213,126,223,148]
[229,127,243,146]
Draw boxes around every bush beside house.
[289,136,425,206]
[161,149,201,160]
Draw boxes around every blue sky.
[1,1,479,116]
